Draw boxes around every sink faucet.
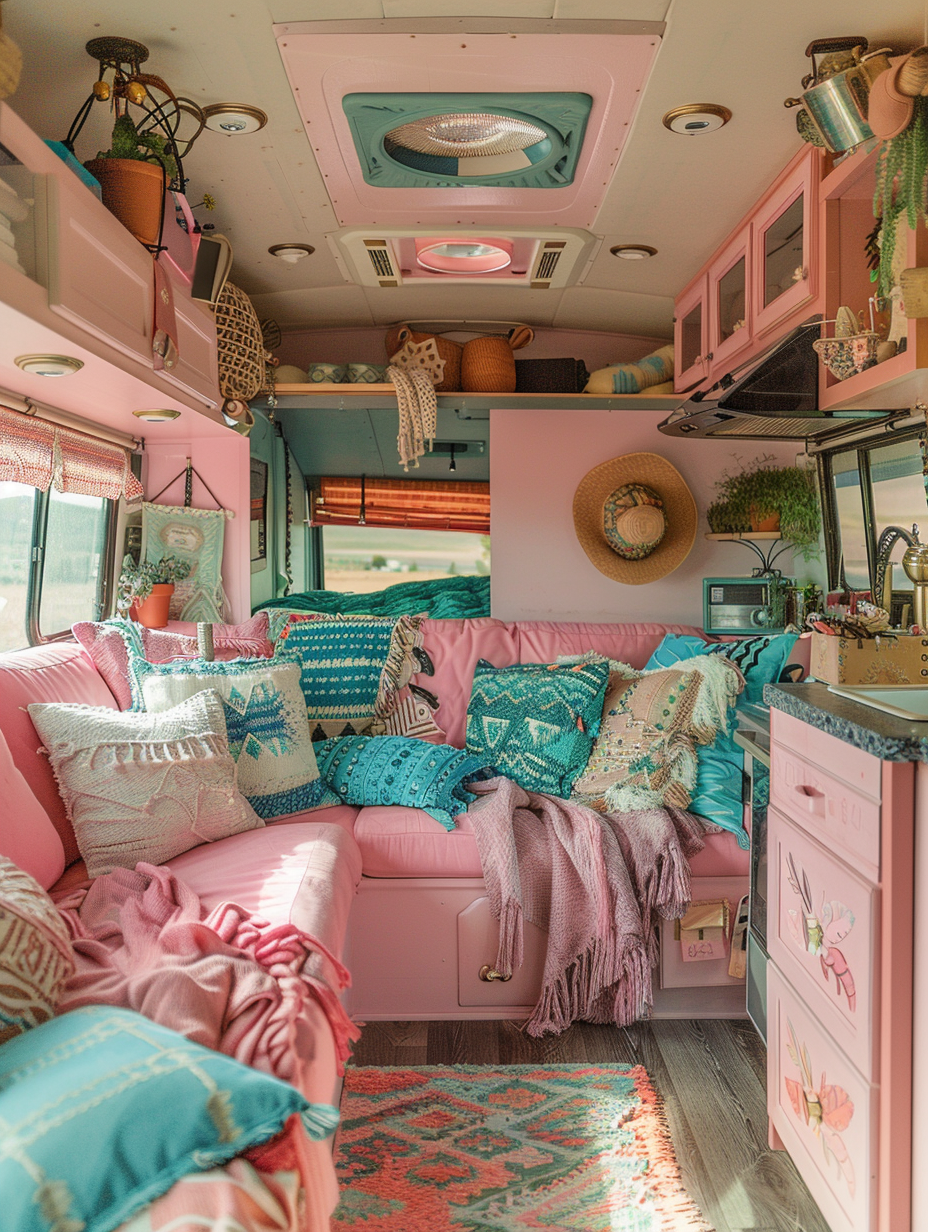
[874,524,917,611]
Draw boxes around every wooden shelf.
[269,383,685,411]
[705,532,783,541]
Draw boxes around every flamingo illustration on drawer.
[785,852,857,1010]
[785,1019,856,1196]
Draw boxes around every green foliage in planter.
[706,457,821,560]
[873,96,928,298]
[92,113,178,182]
[117,554,191,613]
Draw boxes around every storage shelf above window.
[269,383,685,411]
[704,532,783,541]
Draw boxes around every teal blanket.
[256,574,490,620]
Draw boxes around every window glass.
[38,490,109,637]
[870,439,928,592]
[0,482,38,653]
[323,526,489,593]
[764,193,804,307]
[717,256,746,342]
[831,450,868,588]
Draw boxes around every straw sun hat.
[572,452,697,585]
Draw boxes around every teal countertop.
[765,682,928,763]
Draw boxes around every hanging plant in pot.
[706,457,822,560]
[84,113,178,248]
[116,554,191,628]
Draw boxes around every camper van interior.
[3,2,928,1230]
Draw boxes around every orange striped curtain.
[311,476,489,534]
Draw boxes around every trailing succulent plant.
[116,554,191,614]
[706,456,821,561]
[94,112,178,182]
[873,95,928,298]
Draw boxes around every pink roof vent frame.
[273,25,662,230]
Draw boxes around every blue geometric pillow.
[646,632,798,706]
[465,659,611,797]
[128,654,339,819]
[315,735,490,830]
[0,1005,338,1232]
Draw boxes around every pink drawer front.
[770,743,880,881]
[772,711,881,799]
[768,963,877,1232]
[457,897,545,1007]
[768,807,879,1079]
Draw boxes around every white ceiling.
[5,1,927,339]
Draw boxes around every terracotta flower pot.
[134,583,174,629]
[750,508,781,534]
[84,157,165,247]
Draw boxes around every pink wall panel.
[489,408,800,624]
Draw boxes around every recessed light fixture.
[662,103,732,135]
[610,244,658,260]
[132,408,181,422]
[416,239,512,274]
[14,354,84,377]
[268,243,315,264]
[203,103,268,135]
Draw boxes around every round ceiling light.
[610,244,658,260]
[415,239,512,274]
[386,113,547,158]
[662,103,732,135]
[14,354,84,377]
[268,243,315,264]
[203,103,268,135]
[132,408,181,422]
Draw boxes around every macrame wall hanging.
[142,459,234,622]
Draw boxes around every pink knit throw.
[52,863,359,1096]
[467,777,705,1036]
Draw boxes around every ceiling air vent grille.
[532,246,563,285]
[365,242,397,283]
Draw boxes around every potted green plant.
[706,457,822,560]
[116,554,191,628]
[85,113,178,247]
[873,95,928,301]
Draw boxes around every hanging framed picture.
[250,456,268,573]
[141,502,233,622]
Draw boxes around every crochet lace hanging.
[387,365,437,470]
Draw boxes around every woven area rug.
[331,1063,713,1231]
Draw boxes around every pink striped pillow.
[72,613,273,710]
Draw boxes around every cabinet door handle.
[479,965,511,982]
[793,783,825,814]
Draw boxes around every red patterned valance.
[0,406,142,502]
[311,476,489,534]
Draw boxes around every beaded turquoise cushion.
[314,735,490,830]
[465,659,611,797]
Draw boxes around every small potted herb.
[85,113,178,247]
[706,456,822,560]
[116,554,191,628]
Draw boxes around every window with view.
[323,526,489,592]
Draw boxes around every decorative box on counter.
[810,630,928,685]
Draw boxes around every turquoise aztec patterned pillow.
[314,735,489,830]
[267,611,426,739]
[0,1005,338,1232]
[129,654,338,819]
[465,659,611,798]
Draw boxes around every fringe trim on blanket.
[525,937,652,1036]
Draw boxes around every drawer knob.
[793,783,825,814]
[479,964,511,982]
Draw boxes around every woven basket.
[215,282,266,401]
[0,5,22,100]
[84,158,165,247]
[385,325,462,392]
[461,336,517,393]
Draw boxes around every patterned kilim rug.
[331,1063,714,1231]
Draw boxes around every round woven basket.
[215,283,266,401]
[461,336,516,393]
[85,158,165,247]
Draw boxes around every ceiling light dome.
[415,238,512,274]
[386,113,547,158]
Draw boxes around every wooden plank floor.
[348,1018,830,1232]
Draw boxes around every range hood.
[658,318,898,442]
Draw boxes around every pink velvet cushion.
[0,643,118,866]
[0,729,65,889]
[515,621,709,672]
[353,806,483,878]
[420,618,521,749]
[72,613,274,710]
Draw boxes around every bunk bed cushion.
[353,805,483,878]
[515,621,710,670]
[419,618,521,748]
[0,643,118,866]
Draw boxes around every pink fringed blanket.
[52,863,360,1095]
[467,777,706,1036]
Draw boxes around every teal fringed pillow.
[465,658,611,797]
[314,735,490,830]
[0,1005,338,1232]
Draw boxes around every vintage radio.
[703,577,787,636]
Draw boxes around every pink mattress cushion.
[515,621,709,672]
[688,830,751,878]
[0,729,65,889]
[72,613,274,710]
[420,618,520,748]
[166,821,363,966]
[0,643,118,866]
[354,806,482,878]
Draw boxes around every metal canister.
[785,42,891,154]
[902,525,928,629]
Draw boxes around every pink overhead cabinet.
[673,273,709,392]
[751,147,819,339]
[707,222,753,373]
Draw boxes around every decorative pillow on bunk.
[0,855,74,1044]
[583,343,674,395]
[28,691,263,876]
[465,659,611,797]
[314,735,490,830]
[72,613,274,710]
[645,631,798,706]
[267,610,443,740]
[569,654,744,814]
[0,1005,335,1232]
[128,655,339,819]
